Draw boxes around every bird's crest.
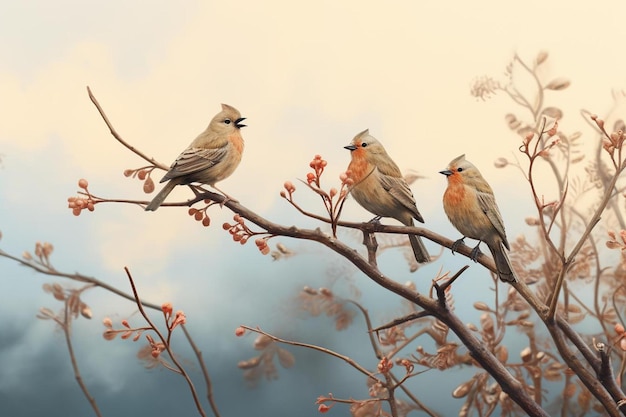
[450,154,466,168]
[220,103,237,113]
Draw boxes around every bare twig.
[124,267,206,417]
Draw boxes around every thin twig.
[240,325,383,385]
[87,86,168,170]
[124,267,206,417]
[62,295,103,417]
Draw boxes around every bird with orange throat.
[344,129,430,264]
[145,104,246,211]
[440,154,515,282]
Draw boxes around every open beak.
[235,117,247,128]
[439,169,453,177]
[344,144,357,151]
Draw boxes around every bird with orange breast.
[344,129,430,264]
[145,104,246,211]
[440,154,515,282]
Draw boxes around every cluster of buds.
[188,206,211,227]
[280,181,296,200]
[280,155,351,237]
[23,241,55,269]
[315,395,336,414]
[339,170,354,187]
[518,119,560,160]
[123,166,156,194]
[298,286,354,330]
[307,154,327,187]
[145,334,166,359]
[161,302,186,332]
[377,356,393,373]
[470,75,501,101]
[590,114,626,165]
[68,179,96,216]
[223,214,271,254]
[102,316,146,341]
[37,283,93,323]
[606,230,626,250]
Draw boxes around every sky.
[1,1,626,416]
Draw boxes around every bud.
[535,50,549,65]
[473,301,491,312]
[80,304,93,319]
[254,334,273,350]
[493,157,508,168]
[525,217,540,226]
[103,328,117,341]
[143,177,155,194]
[78,178,89,189]
[520,346,532,362]
[545,78,570,91]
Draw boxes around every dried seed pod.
[452,379,475,398]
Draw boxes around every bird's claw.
[451,238,465,254]
[368,216,383,224]
[470,244,483,262]
[218,194,238,208]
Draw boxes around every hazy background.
[1,1,626,415]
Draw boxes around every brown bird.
[145,104,246,211]
[440,154,515,282]
[344,129,430,264]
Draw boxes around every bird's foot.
[451,237,466,254]
[217,193,239,207]
[367,216,383,224]
[211,185,239,207]
[469,244,483,262]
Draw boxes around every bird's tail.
[145,180,179,211]
[489,241,516,282]
[409,234,430,264]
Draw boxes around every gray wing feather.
[379,172,424,223]
[477,192,509,249]
[161,147,227,182]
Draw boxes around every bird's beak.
[235,117,247,128]
[344,144,357,151]
[439,169,453,177]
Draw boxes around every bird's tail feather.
[145,180,179,211]
[409,234,430,264]
[489,242,516,282]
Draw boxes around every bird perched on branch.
[145,104,246,211]
[440,154,515,282]
[344,129,430,264]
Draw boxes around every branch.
[240,325,382,384]
[124,267,206,417]
[87,86,168,170]
[62,294,103,417]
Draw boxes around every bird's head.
[440,154,486,186]
[210,104,247,133]
[344,129,385,159]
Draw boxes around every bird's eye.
[361,142,368,148]
[224,119,232,125]
[457,167,463,172]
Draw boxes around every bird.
[440,154,515,282]
[145,104,246,211]
[344,129,430,264]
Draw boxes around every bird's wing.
[161,146,227,182]
[379,172,424,223]
[477,191,510,249]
